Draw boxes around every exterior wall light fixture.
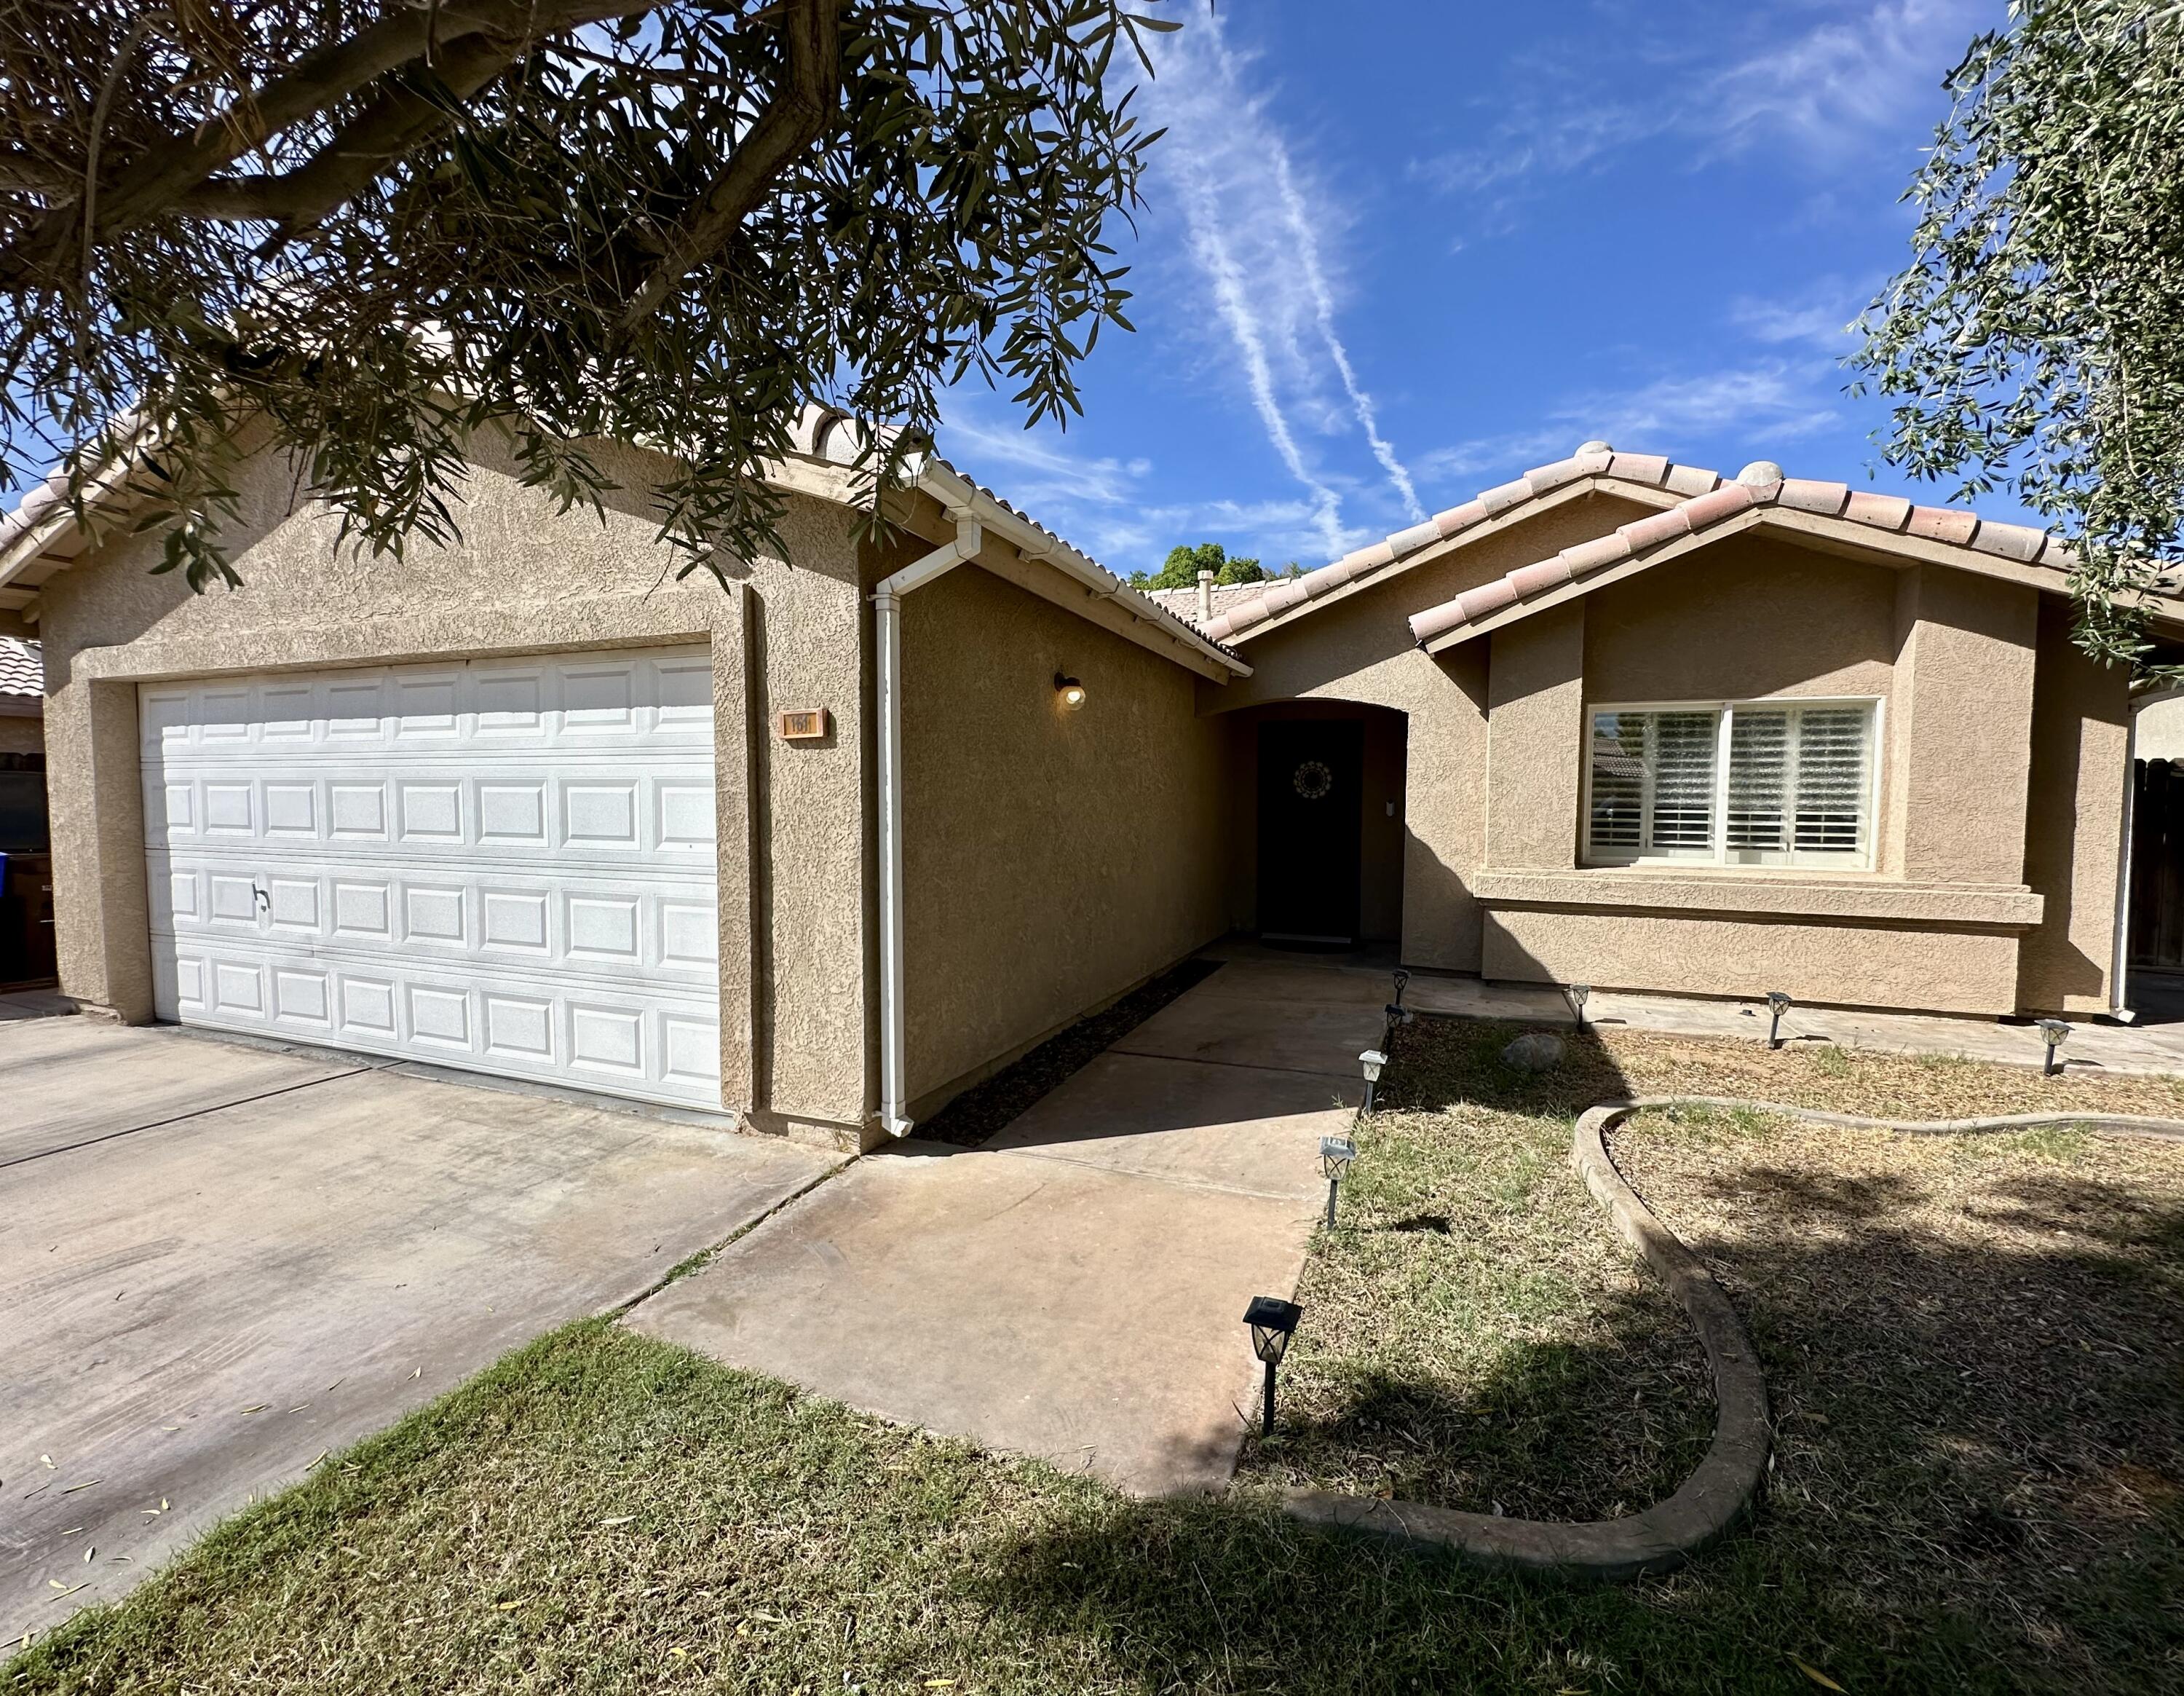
[1318,1135,1358,1230]
[2038,1017,2071,1076]
[1358,1048,1387,1115]
[1243,1295,1303,1436]
[1765,990,1792,1049]
[1054,673,1088,711]
[1567,982,1591,1030]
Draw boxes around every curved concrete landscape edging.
[1283,1094,2184,1579]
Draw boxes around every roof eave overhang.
[1224,475,1683,647]
[1419,505,2179,655]
[910,457,1251,682]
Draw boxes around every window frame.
[1579,695,1886,872]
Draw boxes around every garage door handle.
[254,884,270,912]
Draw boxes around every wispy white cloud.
[1728,277,1864,352]
[1166,141,1351,559]
[1416,0,1992,207]
[936,393,1356,576]
[1135,10,1419,552]
[1268,147,1425,523]
[1412,360,1843,491]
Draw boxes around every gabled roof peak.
[1186,443,2078,650]
[1406,457,2079,650]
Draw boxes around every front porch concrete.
[626,957,1363,1495]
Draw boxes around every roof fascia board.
[913,457,1249,679]
[1227,476,1682,645]
[970,534,1235,683]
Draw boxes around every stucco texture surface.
[2017,594,2131,1013]
[33,430,873,1135]
[1227,503,2122,1018]
[898,559,1230,1109]
[1204,494,1650,970]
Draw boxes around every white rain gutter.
[872,503,982,1139]
[871,457,1249,1140]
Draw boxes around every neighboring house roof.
[0,636,39,698]
[1193,441,2173,650]
[1140,580,1278,624]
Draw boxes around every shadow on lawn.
[1016,1011,2184,1691]
[968,1183,2184,1695]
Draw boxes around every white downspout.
[874,510,981,1138]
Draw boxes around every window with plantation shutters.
[1583,699,1878,869]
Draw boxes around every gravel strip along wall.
[1283,1095,2184,1579]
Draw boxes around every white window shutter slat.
[1649,711,1718,850]
[1726,710,1789,851]
[1588,713,1644,852]
[1794,706,1868,854]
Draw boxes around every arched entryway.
[1228,701,1408,949]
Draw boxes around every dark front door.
[1257,719,1364,944]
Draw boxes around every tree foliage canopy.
[1855,0,2184,669]
[0,0,1175,588]
[1130,539,1262,590]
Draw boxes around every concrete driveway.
[1,1016,839,1648]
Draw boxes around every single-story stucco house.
[2,421,2178,1151]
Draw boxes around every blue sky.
[935,0,2015,581]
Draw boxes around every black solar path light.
[1386,968,1412,1028]
[1567,982,1591,1030]
[1318,1135,1358,1230]
[2038,1018,2071,1076]
[1765,990,1792,1049]
[1243,1295,1303,1437]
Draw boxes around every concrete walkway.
[2,1019,839,1648]
[628,958,1375,1495]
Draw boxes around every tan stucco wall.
[898,558,1229,1112]
[1583,535,1896,705]
[1886,564,2038,885]
[0,711,41,755]
[2135,694,2184,762]
[1204,492,1650,969]
[33,430,874,1142]
[1219,523,2071,1017]
[1485,602,1586,870]
[1482,907,2024,1015]
[1465,548,2065,1015]
[2018,596,2131,1013]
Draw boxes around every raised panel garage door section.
[140,647,721,1110]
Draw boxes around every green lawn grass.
[12,1014,2184,1695]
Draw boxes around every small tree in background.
[1131,540,1264,590]
[1855,0,2184,670]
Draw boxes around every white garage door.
[140,647,722,1110]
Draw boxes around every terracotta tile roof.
[1199,442,1629,644]
[1404,454,2073,648]
[1194,441,2088,650]
[0,636,41,696]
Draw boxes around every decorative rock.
[1500,1031,1566,1073]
